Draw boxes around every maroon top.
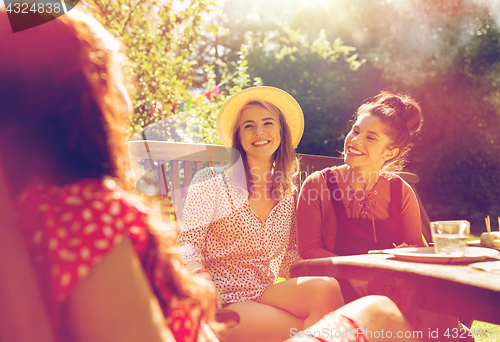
[322,168,404,255]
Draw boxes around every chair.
[297,153,344,189]
[127,141,235,222]
[393,172,432,245]
[128,143,432,243]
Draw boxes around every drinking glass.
[430,220,470,256]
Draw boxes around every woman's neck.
[246,156,273,192]
[343,165,381,192]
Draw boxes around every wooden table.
[290,254,500,325]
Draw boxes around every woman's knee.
[355,295,402,321]
[300,277,343,306]
[224,301,302,342]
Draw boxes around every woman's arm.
[297,172,337,259]
[177,168,218,266]
[178,169,222,307]
[278,207,301,278]
[65,238,177,342]
[185,260,221,308]
[0,155,55,342]
[0,224,55,342]
[400,179,425,247]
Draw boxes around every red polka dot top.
[14,178,207,342]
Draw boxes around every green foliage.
[85,0,260,145]
[386,6,500,232]
[192,47,261,144]
[84,0,500,229]
[278,0,500,231]
[85,0,218,137]
[407,72,500,232]
[471,321,500,342]
[243,24,378,156]
[129,46,258,145]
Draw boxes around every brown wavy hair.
[0,6,213,328]
[351,90,424,171]
[232,101,300,199]
[0,8,128,193]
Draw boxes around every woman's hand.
[214,288,222,309]
[185,262,221,308]
[193,271,222,309]
[348,279,369,297]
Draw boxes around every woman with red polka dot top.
[0,8,216,342]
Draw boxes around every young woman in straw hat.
[178,87,422,342]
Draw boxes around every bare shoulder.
[65,238,175,342]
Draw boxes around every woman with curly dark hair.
[297,91,425,261]
[297,91,473,342]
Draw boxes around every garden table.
[290,253,500,325]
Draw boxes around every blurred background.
[85,0,500,234]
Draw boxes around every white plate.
[467,239,500,250]
[381,247,499,264]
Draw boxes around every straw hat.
[216,86,304,148]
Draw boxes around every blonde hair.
[232,101,299,199]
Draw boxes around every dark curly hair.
[352,90,424,171]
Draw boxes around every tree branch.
[121,0,148,36]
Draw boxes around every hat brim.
[216,86,304,148]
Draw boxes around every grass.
[469,235,499,341]
[470,234,482,241]
[470,321,500,341]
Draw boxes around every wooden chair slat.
[157,160,167,195]
[297,153,344,174]
[170,160,182,221]
[144,158,153,172]
[184,161,193,188]
[127,141,230,162]
[182,161,192,209]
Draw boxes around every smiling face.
[344,113,399,173]
[238,104,281,163]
